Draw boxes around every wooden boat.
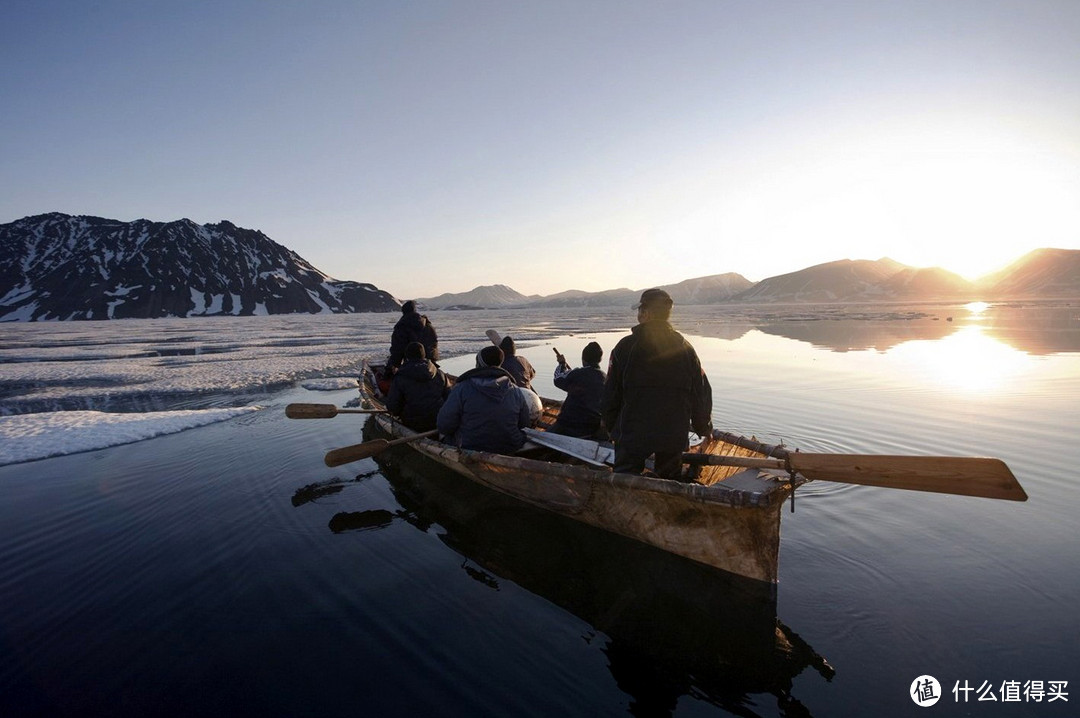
[293,359,1025,585]
[351,360,809,584]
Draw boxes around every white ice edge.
[0,407,261,467]
[300,377,359,391]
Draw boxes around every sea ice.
[0,407,260,466]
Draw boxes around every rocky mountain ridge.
[2,213,1076,320]
[0,213,398,320]
[418,251,1080,309]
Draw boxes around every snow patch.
[1,283,34,305]
[301,377,359,391]
[1,300,40,322]
[0,407,261,466]
[189,287,205,316]
[306,288,333,312]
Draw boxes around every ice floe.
[301,377,359,391]
[0,407,261,466]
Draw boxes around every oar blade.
[790,453,1028,501]
[522,428,613,466]
[324,439,389,467]
[286,403,338,419]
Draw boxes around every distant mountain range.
[417,273,756,309]
[418,250,1080,309]
[0,213,398,320]
[1,213,1077,321]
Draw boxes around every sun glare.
[888,326,1035,394]
[686,119,1080,283]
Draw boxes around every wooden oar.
[286,403,386,419]
[683,451,1027,501]
[324,430,439,467]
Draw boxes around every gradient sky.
[3,1,1078,299]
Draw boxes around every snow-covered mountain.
[731,258,914,303]
[660,273,755,305]
[521,287,639,308]
[417,284,536,310]
[415,250,1080,310]
[421,273,754,310]
[977,248,1080,298]
[880,266,975,298]
[4,212,1074,320]
[727,250,1080,304]
[0,213,398,320]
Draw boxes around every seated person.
[385,342,451,431]
[499,336,537,392]
[386,301,439,372]
[551,341,607,439]
[437,345,530,453]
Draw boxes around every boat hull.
[362,442,835,703]
[360,361,800,584]
[380,419,787,582]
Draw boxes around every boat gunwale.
[361,359,798,510]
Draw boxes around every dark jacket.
[437,366,530,453]
[551,364,606,438]
[385,358,451,431]
[500,353,536,390]
[601,320,712,452]
[388,312,439,368]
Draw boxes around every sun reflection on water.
[888,325,1035,394]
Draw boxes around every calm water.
[2,303,1078,716]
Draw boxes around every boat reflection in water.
[331,420,834,717]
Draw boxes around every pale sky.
[3,0,1078,299]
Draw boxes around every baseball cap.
[633,288,674,310]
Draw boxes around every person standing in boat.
[498,336,537,392]
[437,345,531,454]
[601,288,713,481]
[550,341,608,439]
[386,301,439,373]
[385,342,451,431]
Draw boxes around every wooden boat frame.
[359,360,808,584]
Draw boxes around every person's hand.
[553,347,567,366]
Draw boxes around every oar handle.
[683,454,786,470]
[324,430,439,467]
